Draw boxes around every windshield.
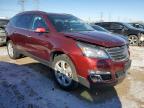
[48,14,95,32]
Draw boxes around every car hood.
[111,33,128,42]
[62,31,127,47]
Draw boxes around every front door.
[27,15,51,61]
[110,23,124,35]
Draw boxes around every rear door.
[99,23,111,30]
[110,23,124,35]
[11,14,34,52]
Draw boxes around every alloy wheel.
[54,60,73,87]
[128,35,138,46]
[7,42,14,57]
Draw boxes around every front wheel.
[7,40,21,59]
[52,54,78,90]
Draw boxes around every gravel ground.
[0,46,144,108]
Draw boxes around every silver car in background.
[0,18,9,46]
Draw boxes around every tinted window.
[15,14,33,29]
[48,15,94,32]
[111,23,123,29]
[100,23,111,29]
[32,16,48,30]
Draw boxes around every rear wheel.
[128,35,139,46]
[52,54,78,90]
[7,40,21,59]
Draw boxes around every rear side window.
[100,23,111,29]
[15,14,33,29]
[31,16,48,30]
[111,23,123,29]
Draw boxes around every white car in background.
[0,18,9,46]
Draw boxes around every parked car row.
[1,17,144,47]
[0,18,9,46]
[5,11,131,90]
[94,22,144,46]
[91,24,128,42]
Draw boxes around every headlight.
[77,41,109,59]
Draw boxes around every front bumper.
[90,59,131,80]
[88,59,131,86]
[70,53,131,88]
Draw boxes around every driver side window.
[32,16,48,30]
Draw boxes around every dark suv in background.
[0,18,9,46]
[91,24,128,42]
[96,22,144,46]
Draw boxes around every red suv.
[6,11,131,90]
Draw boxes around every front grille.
[106,45,129,61]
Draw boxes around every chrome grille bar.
[106,45,129,61]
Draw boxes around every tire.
[52,54,78,90]
[128,35,139,46]
[7,40,21,59]
[139,41,144,46]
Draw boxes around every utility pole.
[108,13,111,22]
[117,16,120,21]
[36,0,39,10]
[88,17,91,23]
[18,0,26,12]
[100,12,103,22]
[33,0,39,10]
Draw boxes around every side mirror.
[35,27,48,33]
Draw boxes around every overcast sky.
[0,0,144,22]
